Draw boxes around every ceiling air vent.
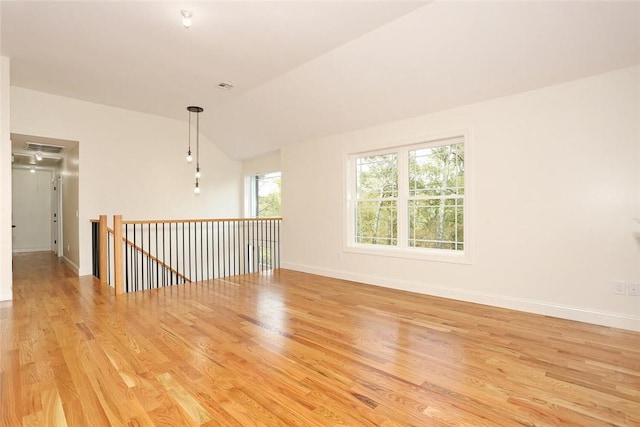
[217,82,234,90]
[25,142,64,153]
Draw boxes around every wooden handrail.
[90,217,282,225]
[121,234,191,284]
[121,217,282,225]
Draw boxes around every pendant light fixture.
[181,10,193,29]
[186,106,204,194]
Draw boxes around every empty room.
[1,1,639,426]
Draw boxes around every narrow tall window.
[252,172,281,218]
[348,135,468,262]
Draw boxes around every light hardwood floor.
[1,252,639,426]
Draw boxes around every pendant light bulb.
[194,182,201,195]
[195,167,201,179]
[186,151,193,163]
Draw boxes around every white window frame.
[345,131,472,264]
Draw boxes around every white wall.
[61,144,79,271]
[242,150,281,176]
[10,87,243,276]
[0,56,12,301]
[282,66,640,331]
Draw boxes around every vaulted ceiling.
[2,1,639,160]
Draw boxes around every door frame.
[55,173,63,257]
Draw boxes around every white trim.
[281,262,640,332]
[11,164,58,173]
[0,289,12,301]
[55,174,63,257]
[62,256,79,275]
[12,247,52,253]
[343,244,471,264]
[243,174,254,218]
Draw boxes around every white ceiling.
[2,1,639,160]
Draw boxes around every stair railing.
[91,215,282,295]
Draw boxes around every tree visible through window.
[351,136,465,253]
[355,153,398,245]
[253,172,281,218]
[408,143,464,250]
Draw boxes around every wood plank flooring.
[1,252,639,426]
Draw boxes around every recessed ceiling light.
[217,82,234,90]
[181,10,192,29]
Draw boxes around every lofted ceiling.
[2,1,639,160]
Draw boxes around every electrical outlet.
[614,281,626,295]
[628,283,640,296]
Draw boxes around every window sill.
[344,244,472,265]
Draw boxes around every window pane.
[356,153,398,199]
[349,137,466,257]
[356,200,397,245]
[257,172,281,217]
[408,198,464,250]
[409,143,464,197]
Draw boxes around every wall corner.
[0,56,13,300]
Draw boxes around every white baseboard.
[62,256,80,275]
[0,289,12,301]
[12,247,51,253]
[281,262,640,332]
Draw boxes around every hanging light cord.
[196,111,200,171]
[187,111,192,160]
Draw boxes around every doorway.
[11,167,54,252]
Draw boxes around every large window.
[348,135,469,262]
[251,172,281,218]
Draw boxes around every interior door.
[12,168,53,252]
